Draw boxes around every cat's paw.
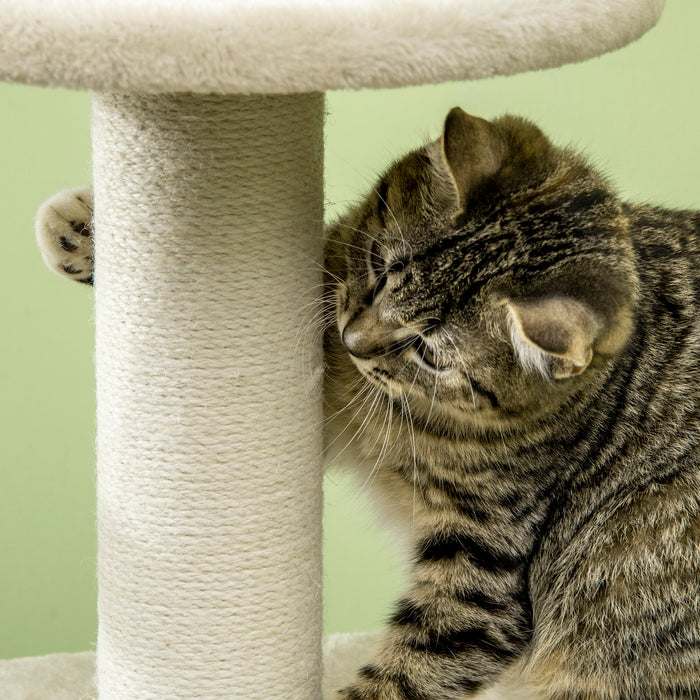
[35,186,94,285]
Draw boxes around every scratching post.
[0,1,665,698]
[92,92,324,697]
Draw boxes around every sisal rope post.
[91,92,325,699]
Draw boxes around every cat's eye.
[369,240,385,279]
[372,274,387,300]
[368,241,409,301]
[411,336,439,370]
[386,259,406,274]
[368,240,387,300]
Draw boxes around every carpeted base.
[0,633,537,699]
[0,635,380,700]
[0,651,96,700]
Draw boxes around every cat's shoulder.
[625,202,699,241]
[625,202,700,270]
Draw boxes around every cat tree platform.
[0,1,664,698]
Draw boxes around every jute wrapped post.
[0,1,666,698]
[92,92,324,698]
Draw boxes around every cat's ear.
[504,297,601,380]
[441,107,505,209]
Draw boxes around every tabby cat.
[37,108,700,699]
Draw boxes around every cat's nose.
[342,324,376,359]
[342,309,389,360]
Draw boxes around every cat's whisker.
[288,303,331,343]
[417,315,442,335]
[444,330,478,414]
[374,394,395,481]
[299,313,334,339]
[373,186,409,253]
[310,321,332,350]
[357,389,394,496]
[393,390,405,442]
[336,222,384,249]
[293,296,333,321]
[293,292,329,317]
[321,378,373,426]
[400,392,422,532]
[343,270,372,287]
[323,382,384,467]
[337,240,376,256]
[340,388,386,479]
[309,260,345,286]
[401,357,426,529]
[424,345,441,426]
[340,372,374,398]
[363,385,393,458]
[296,282,335,299]
[291,307,333,356]
[327,234,376,257]
[403,347,425,402]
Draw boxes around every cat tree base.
[1,637,380,700]
[0,635,531,700]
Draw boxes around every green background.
[1,0,697,659]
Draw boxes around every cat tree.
[0,1,664,698]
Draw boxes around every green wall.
[1,1,698,659]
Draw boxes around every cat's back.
[533,202,700,605]
[525,204,700,695]
[627,203,700,296]
[624,203,700,420]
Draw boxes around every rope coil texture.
[92,92,325,699]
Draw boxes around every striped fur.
[324,109,700,698]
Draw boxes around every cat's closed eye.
[386,259,406,274]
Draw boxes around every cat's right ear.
[504,296,601,380]
[441,107,505,210]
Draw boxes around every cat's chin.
[356,377,511,439]
[402,397,499,437]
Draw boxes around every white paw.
[35,186,94,284]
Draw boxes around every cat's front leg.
[35,186,94,285]
[338,539,531,699]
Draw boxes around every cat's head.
[325,108,638,433]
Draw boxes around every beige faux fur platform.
[1,0,664,93]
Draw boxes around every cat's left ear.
[504,296,601,380]
[441,107,505,209]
